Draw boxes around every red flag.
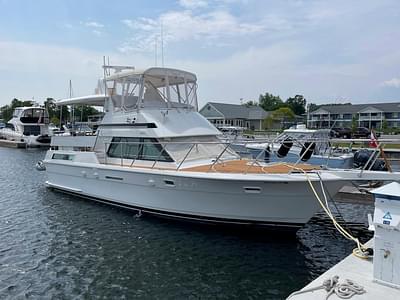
[369,130,378,148]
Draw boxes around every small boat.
[40,65,400,230]
[245,124,354,169]
[0,107,52,147]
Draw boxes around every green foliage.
[351,115,358,132]
[243,100,258,107]
[0,98,35,122]
[259,93,284,111]
[286,95,306,115]
[259,92,307,116]
[263,107,295,129]
[44,98,70,125]
[50,116,60,126]
[307,103,319,113]
[72,105,99,122]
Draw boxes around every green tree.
[243,100,258,107]
[259,93,285,111]
[351,115,358,132]
[307,103,320,113]
[72,105,99,122]
[382,119,389,134]
[285,95,306,115]
[263,107,295,129]
[0,98,35,121]
[44,97,70,125]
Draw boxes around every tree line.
[245,93,310,115]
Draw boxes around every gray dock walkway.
[288,240,399,299]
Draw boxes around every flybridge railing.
[102,140,240,171]
[99,137,337,174]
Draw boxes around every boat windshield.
[20,108,49,124]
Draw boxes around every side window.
[122,137,141,159]
[142,138,172,161]
[107,137,173,162]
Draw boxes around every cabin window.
[23,125,41,136]
[52,153,74,160]
[107,137,173,162]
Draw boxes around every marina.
[0,146,375,299]
[1,65,399,299]
[1,1,400,297]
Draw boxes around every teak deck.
[182,160,319,174]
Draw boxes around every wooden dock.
[288,240,399,299]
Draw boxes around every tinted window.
[52,153,74,160]
[108,137,173,162]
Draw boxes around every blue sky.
[1,0,400,107]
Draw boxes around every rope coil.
[287,276,366,299]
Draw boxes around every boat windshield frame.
[103,67,198,113]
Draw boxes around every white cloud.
[0,40,152,105]
[381,77,400,88]
[83,21,104,28]
[63,23,73,29]
[92,30,102,37]
[120,9,264,52]
[179,0,208,9]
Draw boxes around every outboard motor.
[299,142,316,162]
[354,149,388,171]
[276,138,293,158]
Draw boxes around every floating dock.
[288,241,399,299]
[0,139,26,148]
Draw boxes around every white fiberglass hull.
[0,128,50,147]
[44,160,346,229]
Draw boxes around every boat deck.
[288,239,399,300]
[182,160,319,174]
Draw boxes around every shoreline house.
[199,102,269,130]
[307,102,400,129]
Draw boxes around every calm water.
[0,147,373,299]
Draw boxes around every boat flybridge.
[0,107,51,147]
[41,65,400,230]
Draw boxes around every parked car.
[352,127,381,138]
[331,127,352,138]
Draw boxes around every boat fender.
[36,160,46,171]
[300,142,316,161]
[276,138,293,158]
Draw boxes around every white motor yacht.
[0,107,52,147]
[40,66,400,230]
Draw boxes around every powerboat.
[40,66,400,230]
[0,107,52,147]
[246,125,354,169]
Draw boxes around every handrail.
[208,143,232,172]
[67,136,398,175]
[176,143,196,170]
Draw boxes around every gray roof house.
[308,102,400,129]
[199,102,270,130]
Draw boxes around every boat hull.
[44,161,345,230]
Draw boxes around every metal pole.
[176,143,196,170]
[208,143,231,172]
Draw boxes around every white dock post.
[371,182,400,289]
